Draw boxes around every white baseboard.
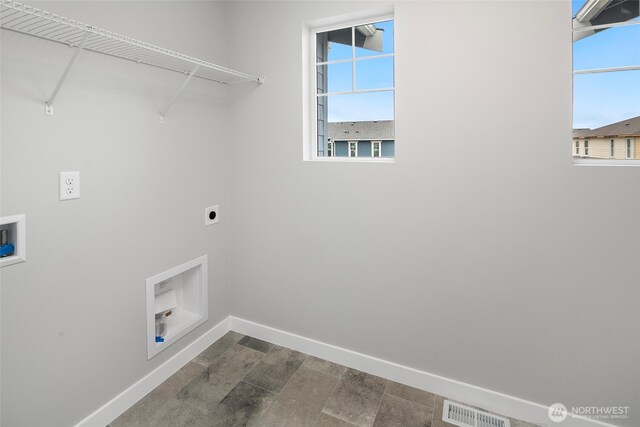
[229,316,618,427]
[75,316,232,427]
[76,315,619,427]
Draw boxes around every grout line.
[370,380,389,427]
[429,393,437,425]
[382,387,438,410]
[194,331,245,367]
[313,372,344,426]
[302,356,348,379]
[273,353,308,396]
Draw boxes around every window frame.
[572,7,640,167]
[627,138,633,159]
[304,13,395,163]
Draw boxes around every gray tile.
[110,362,206,427]
[315,412,359,426]
[148,398,208,427]
[237,335,274,353]
[373,394,433,427]
[206,380,276,427]
[112,397,207,427]
[322,368,388,427]
[193,331,244,366]
[243,345,307,393]
[302,355,347,378]
[385,381,436,407]
[178,344,264,413]
[259,366,340,427]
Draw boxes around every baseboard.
[76,314,619,427]
[229,316,618,427]
[75,316,232,427]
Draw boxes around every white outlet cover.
[205,205,219,225]
[59,171,80,200]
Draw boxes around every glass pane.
[317,27,352,62]
[573,71,640,129]
[573,25,640,71]
[326,91,394,122]
[573,71,640,160]
[355,20,394,57]
[356,57,394,90]
[318,62,352,93]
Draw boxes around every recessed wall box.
[146,255,208,359]
[0,214,26,268]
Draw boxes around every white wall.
[1,2,232,426]
[227,2,639,426]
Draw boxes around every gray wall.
[227,2,639,426]
[1,2,232,426]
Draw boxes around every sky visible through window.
[573,0,640,129]
[325,20,394,123]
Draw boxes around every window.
[575,140,580,156]
[610,139,615,157]
[627,138,633,159]
[572,0,640,164]
[349,141,357,157]
[373,141,381,157]
[310,16,395,161]
[584,139,589,156]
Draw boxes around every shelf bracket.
[160,65,201,123]
[45,31,90,116]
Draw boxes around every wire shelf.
[0,0,262,85]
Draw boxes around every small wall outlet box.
[205,205,219,225]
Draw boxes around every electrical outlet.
[59,171,80,200]
[205,205,219,225]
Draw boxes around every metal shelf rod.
[45,31,89,116]
[160,65,201,121]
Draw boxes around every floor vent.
[442,400,511,427]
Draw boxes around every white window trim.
[302,10,395,163]
[626,138,633,159]
[327,141,335,157]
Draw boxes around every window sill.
[573,158,640,166]
[305,157,395,163]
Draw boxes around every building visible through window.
[314,18,394,160]
[572,116,639,160]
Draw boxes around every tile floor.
[109,331,541,427]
